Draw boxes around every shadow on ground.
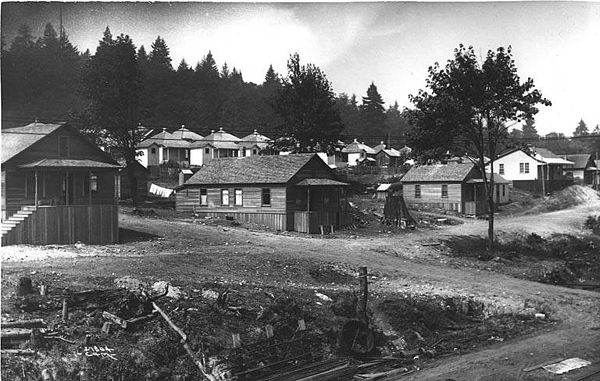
[119,228,160,243]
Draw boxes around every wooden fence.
[2,205,118,245]
[294,210,350,234]
[195,210,289,231]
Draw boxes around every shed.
[176,153,350,233]
[375,184,391,199]
[1,122,121,245]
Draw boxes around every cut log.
[1,349,36,356]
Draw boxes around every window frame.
[200,188,208,206]
[221,189,229,206]
[499,163,504,175]
[261,188,271,206]
[234,188,243,206]
[441,184,448,198]
[414,184,421,198]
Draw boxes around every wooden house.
[176,153,349,233]
[136,126,201,169]
[486,147,573,194]
[373,142,402,167]
[400,162,509,215]
[1,122,121,245]
[238,130,271,157]
[342,139,376,167]
[189,128,240,166]
[564,154,597,184]
[118,160,148,201]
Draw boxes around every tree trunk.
[487,156,496,254]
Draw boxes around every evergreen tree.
[335,93,361,138]
[360,82,386,138]
[522,117,539,140]
[384,101,410,143]
[263,64,279,86]
[273,53,343,152]
[177,59,191,73]
[137,45,148,63]
[10,24,35,51]
[199,50,219,77]
[221,62,230,79]
[574,119,589,136]
[149,36,172,70]
[82,28,142,200]
[593,124,600,135]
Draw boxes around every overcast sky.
[2,2,599,136]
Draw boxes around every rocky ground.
[1,186,599,380]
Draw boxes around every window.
[151,148,156,154]
[234,189,243,206]
[58,136,69,157]
[205,148,210,154]
[502,184,506,197]
[242,147,247,157]
[441,184,448,198]
[89,173,98,192]
[262,188,271,206]
[253,149,257,155]
[200,188,207,206]
[415,184,421,198]
[499,163,504,175]
[221,189,229,206]
[519,162,529,174]
[185,149,189,159]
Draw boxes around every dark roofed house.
[1,122,121,245]
[176,153,349,233]
[400,162,509,215]
[564,154,597,184]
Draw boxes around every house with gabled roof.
[485,147,573,194]
[563,154,597,184]
[400,161,509,215]
[342,139,376,166]
[1,122,121,245]
[189,127,241,166]
[176,153,349,233]
[373,141,402,167]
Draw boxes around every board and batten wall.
[402,182,463,212]
[176,185,289,230]
[2,205,118,246]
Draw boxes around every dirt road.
[2,195,599,380]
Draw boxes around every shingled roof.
[183,153,322,185]
[2,123,65,163]
[400,162,477,183]
[565,154,594,169]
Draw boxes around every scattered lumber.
[102,311,128,329]
[523,357,564,372]
[1,319,46,328]
[295,362,357,381]
[1,349,36,356]
[1,328,47,340]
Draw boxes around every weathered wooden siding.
[176,186,286,212]
[294,210,350,233]
[2,205,118,246]
[194,210,289,231]
[403,183,463,212]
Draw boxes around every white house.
[189,128,241,166]
[237,130,271,157]
[487,147,573,193]
[342,139,376,166]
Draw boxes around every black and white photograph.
[1,1,600,380]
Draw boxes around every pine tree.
[177,59,190,73]
[360,82,386,138]
[522,117,540,140]
[10,24,35,51]
[574,119,589,136]
[593,124,600,135]
[263,64,279,86]
[200,50,219,77]
[149,36,172,70]
[221,62,230,78]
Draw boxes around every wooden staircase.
[1,206,37,245]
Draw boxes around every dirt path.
[2,196,599,380]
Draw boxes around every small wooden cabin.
[118,160,148,201]
[176,153,349,233]
[1,122,121,245]
[400,162,509,215]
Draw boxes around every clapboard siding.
[176,186,287,212]
[403,183,464,212]
[2,205,118,246]
[194,210,289,231]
